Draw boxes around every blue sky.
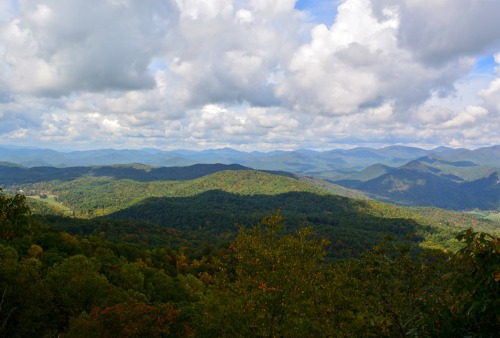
[472,55,497,75]
[0,0,499,151]
[295,0,338,25]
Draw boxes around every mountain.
[334,160,500,210]
[336,163,395,183]
[0,163,254,185]
[429,145,500,167]
[0,145,459,173]
[2,145,499,211]
[0,161,23,167]
[3,160,497,258]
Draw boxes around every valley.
[1,159,498,255]
[1,146,499,336]
[2,144,499,211]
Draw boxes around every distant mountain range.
[335,160,500,210]
[3,144,497,169]
[1,145,499,210]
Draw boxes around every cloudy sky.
[1,0,500,151]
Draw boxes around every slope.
[336,160,500,210]
[17,170,325,216]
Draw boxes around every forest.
[1,184,499,337]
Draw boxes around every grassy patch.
[27,195,73,215]
[485,213,500,222]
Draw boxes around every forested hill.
[17,170,326,216]
[2,186,499,337]
[0,163,262,185]
[3,145,500,211]
[2,164,363,213]
[334,159,500,210]
[6,165,495,258]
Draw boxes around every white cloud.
[175,0,233,21]
[479,53,500,114]
[235,9,254,24]
[440,105,489,128]
[1,0,500,150]
[277,0,473,116]
[0,0,178,95]
[372,0,500,65]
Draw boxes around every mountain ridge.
[2,145,499,211]
[4,145,498,170]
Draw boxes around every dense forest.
[11,167,497,257]
[1,186,499,337]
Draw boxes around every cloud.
[277,0,474,116]
[371,0,500,65]
[0,0,178,95]
[479,53,500,114]
[1,0,500,150]
[440,105,489,129]
[0,0,17,23]
[166,0,302,108]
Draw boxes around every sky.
[1,0,500,151]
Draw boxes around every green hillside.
[335,160,500,210]
[2,190,499,337]
[18,170,325,216]
[8,165,499,257]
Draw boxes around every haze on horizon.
[1,0,500,152]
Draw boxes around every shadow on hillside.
[102,190,425,259]
[1,164,296,185]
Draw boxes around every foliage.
[6,166,499,254]
[452,228,500,336]
[199,212,329,337]
[2,177,500,336]
[64,302,187,338]
[0,189,32,240]
[14,170,325,216]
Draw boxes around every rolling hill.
[3,143,500,211]
[2,162,497,259]
[0,144,461,172]
[334,160,500,210]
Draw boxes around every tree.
[64,302,186,338]
[452,228,500,336]
[0,189,32,240]
[0,247,57,337]
[198,212,330,337]
[45,255,128,317]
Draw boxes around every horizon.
[1,143,498,154]
[1,0,500,150]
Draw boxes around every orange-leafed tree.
[65,302,190,338]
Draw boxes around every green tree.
[45,255,129,318]
[453,228,500,336]
[0,189,32,240]
[198,212,330,337]
[326,238,454,337]
[0,247,57,337]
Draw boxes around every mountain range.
[0,144,454,169]
[1,145,499,211]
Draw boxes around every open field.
[27,194,73,216]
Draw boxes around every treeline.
[12,169,500,255]
[15,170,323,216]
[0,163,253,185]
[1,191,499,337]
[27,187,500,259]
